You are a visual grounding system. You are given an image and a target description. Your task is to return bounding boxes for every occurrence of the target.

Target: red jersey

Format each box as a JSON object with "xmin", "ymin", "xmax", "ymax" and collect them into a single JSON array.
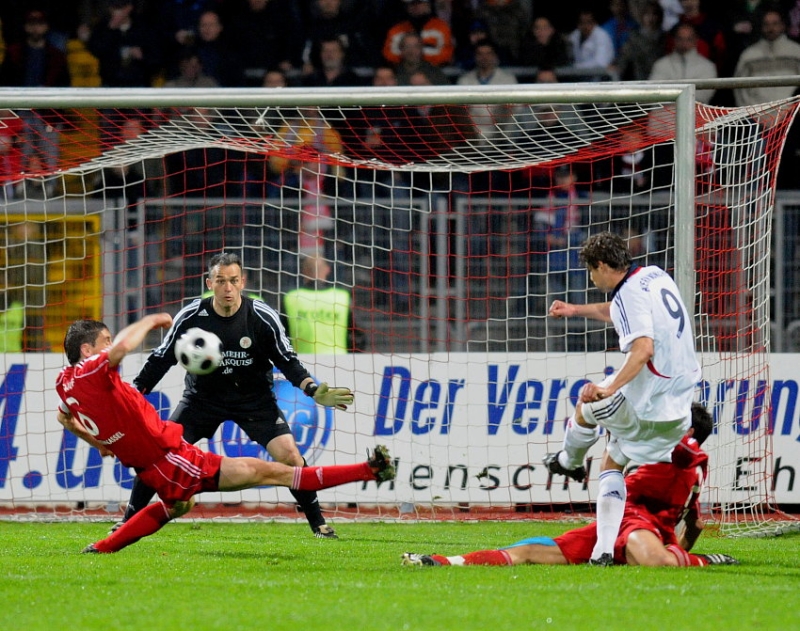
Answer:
[
  {"xmin": 555, "ymin": 435, "xmax": 708, "ymax": 564},
  {"xmin": 55, "ymin": 349, "xmax": 184, "ymax": 470}
]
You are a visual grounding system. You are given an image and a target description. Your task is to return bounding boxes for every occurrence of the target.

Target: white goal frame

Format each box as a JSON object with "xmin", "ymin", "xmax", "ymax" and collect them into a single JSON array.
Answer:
[{"xmin": 6, "ymin": 83, "xmax": 795, "ymax": 535}]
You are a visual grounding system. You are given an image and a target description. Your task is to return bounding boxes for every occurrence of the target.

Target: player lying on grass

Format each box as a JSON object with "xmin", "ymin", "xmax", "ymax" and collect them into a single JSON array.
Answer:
[
  {"xmin": 403, "ymin": 403, "xmax": 739, "ymax": 567},
  {"xmin": 55, "ymin": 314, "xmax": 395, "ymax": 554}
]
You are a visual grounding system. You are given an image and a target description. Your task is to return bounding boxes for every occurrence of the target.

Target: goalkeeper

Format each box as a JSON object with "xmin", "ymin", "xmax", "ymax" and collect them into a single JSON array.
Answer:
[
  {"xmin": 118, "ymin": 252, "xmax": 354, "ymax": 539},
  {"xmin": 403, "ymin": 403, "xmax": 739, "ymax": 568}
]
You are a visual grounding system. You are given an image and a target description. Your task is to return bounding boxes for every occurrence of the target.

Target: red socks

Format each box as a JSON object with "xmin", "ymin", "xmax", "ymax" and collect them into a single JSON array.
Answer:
[
  {"xmin": 93, "ymin": 502, "xmax": 171, "ymax": 553},
  {"xmin": 666, "ymin": 544, "xmax": 706, "ymax": 567},
  {"xmin": 433, "ymin": 550, "xmax": 513, "ymax": 566},
  {"xmin": 292, "ymin": 463, "xmax": 375, "ymax": 491},
  {"xmin": 460, "ymin": 549, "xmax": 513, "ymax": 566}
]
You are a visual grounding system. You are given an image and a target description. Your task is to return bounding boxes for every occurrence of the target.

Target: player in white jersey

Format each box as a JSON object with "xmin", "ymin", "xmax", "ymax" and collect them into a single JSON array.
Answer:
[{"xmin": 545, "ymin": 231, "xmax": 701, "ymax": 566}]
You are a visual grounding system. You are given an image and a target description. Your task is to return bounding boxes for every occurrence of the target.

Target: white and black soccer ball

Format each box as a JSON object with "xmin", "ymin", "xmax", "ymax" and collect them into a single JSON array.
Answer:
[{"xmin": 174, "ymin": 328, "xmax": 224, "ymax": 375}]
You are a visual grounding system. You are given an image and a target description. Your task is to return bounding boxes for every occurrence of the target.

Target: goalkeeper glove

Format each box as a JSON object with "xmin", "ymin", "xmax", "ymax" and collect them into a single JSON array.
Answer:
[{"xmin": 305, "ymin": 382, "xmax": 354, "ymax": 411}]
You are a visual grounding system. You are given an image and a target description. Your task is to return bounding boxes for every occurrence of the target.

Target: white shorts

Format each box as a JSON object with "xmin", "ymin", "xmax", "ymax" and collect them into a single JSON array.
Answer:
[{"xmin": 581, "ymin": 387, "xmax": 690, "ymax": 467}]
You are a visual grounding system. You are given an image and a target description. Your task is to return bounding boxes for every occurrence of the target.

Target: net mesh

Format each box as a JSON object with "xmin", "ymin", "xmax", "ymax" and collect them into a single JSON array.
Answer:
[{"xmin": 1, "ymin": 88, "xmax": 798, "ymax": 535}]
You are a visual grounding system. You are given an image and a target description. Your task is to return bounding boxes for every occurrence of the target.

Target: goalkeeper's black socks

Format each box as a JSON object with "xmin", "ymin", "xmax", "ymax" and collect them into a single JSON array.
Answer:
[
  {"xmin": 290, "ymin": 487, "xmax": 326, "ymax": 531},
  {"xmin": 123, "ymin": 476, "xmax": 158, "ymax": 521}
]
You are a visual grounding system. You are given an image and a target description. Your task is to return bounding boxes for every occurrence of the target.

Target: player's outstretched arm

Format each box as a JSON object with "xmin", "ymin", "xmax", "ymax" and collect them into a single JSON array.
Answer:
[
  {"xmin": 56, "ymin": 407, "xmax": 113, "ymax": 456},
  {"xmin": 549, "ymin": 300, "xmax": 612, "ymax": 322},
  {"xmin": 108, "ymin": 313, "xmax": 173, "ymax": 368},
  {"xmin": 301, "ymin": 379, "xmax": 354, "ymax": 411}
]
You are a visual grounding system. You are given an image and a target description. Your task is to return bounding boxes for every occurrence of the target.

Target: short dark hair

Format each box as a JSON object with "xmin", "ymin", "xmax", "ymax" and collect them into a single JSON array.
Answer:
[
  {"xmin": 64, "ymin": 320, "xmax": 108, "ymax": 365},
  {"xmin": 579, "ymin": 231, "xmax": 632, "ymax": 271},
  {"xmin": 690, "ymin": 402, "xmax": 713, "ymax": 445},
  {"xmin": 208, "ymin": 252, "xmax": 242, "ymax": 276}
]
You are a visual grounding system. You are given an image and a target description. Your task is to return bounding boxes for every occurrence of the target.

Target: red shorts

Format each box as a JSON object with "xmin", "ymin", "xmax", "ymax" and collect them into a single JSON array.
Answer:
[
  {"xmin": 554, "ymin": 512, "xmax": 668, "ymax": 565},
  {"xmin": 138, "ymin": 441, "xmax": 224, "ymax": 506}
]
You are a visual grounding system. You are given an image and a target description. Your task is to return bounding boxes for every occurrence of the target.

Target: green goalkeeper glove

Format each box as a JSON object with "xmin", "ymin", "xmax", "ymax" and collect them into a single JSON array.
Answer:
[{"xmin": 306, "ymin": 382, "xmax": 354, "ymax": 411}]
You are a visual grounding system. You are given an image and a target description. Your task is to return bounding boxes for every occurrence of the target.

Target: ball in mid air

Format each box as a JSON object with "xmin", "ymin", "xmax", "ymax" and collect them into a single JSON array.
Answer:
[{"xmin": 175, "ymin": 328, "xmax": 224, "ymax": 375}]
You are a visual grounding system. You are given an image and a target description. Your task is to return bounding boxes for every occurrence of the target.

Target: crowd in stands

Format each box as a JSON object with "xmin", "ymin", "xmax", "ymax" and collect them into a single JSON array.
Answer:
[
  {"xmin": 1, "ymin": 1, "xmax": 799, "ymax": 100},
  {"xmin": 2, "ymin": 0, "xmax": 800, "ymax": 215},
  {"xmin": 4, "ymin": 1, "xmax": 800, "ymax": 345}
]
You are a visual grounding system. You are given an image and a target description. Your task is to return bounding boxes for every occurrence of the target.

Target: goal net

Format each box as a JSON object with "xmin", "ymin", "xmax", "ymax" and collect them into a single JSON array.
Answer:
[{"xmin": 0, "ymin": 85, "xmax": 797, "ymax": 536}]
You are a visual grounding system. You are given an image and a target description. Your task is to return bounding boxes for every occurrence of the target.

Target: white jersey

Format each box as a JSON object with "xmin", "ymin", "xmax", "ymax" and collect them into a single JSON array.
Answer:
[{"xmin": 610, "ymin": 265, "xmax": 701, "ymax": 421}]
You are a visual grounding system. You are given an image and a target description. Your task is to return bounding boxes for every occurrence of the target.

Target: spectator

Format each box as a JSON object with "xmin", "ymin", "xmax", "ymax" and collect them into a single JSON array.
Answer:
[
  {"xmin": 669, "ymin": 0, "xmax": 728, "ymax": 73},
  {"xmin": 281, "ymin": 254, "xmax": 363, "ymax": 354},
  {"xmin": 268, "ymin": 107, "xmax": 344, "ymax": 253},
  {"xmin": 155, "ymin": 0, "xmax": 218, "ymax": 76},
  {"xmin": 393, "ymin": 31, "xmax": 450, "ymax": 85},
  {"xmin": 0, "ymin": 291, "xmax": 24, "ymax": 352},
  {"xmin": 610, "ymin": 125, "xmax": 655, "ymax": 194},
  {"xmin": 457, "ymin": 39, "xmax": 518, "ymax": 146},
  {"xmin": 453, "ymin": 18, "xmax": 491, "ymax": 69},
  {"xmin": 163, "ymin": 50, "xmax": 218, "ymax": 88},
  {"xmin": 93, "ymin": 114, "xmax": 161, "ymax": 208},
  {"xmin": 303, "ymin": 37, "xmax": 363, "ymax": 87},
  {"xmin": 650, "ymin": 23, "xmax": 717, "ymax": 103},
  {"xmin": 726, "ymin": 1, "xmax": 765, "ymax": 52},
  {"xmin": 193, "ymin": 10, "xmax": 242, "ymax": 86},
  {"xmin": 164, "ymin": 107, "xmax": 238, "ymax": 199},
  {"xmin": 613, "ymin": 1, "xmax": 666, "ymax": 80},
  {"xmin": 227, "ymin": 0, "xmax": 304, "ymax": 79},
  {"xmin": 301, "ymin": 0, "xmax": 379, "ymax": 71},
  {"xmin": 516, "ymin": 67, "xmax": 591, "ymax": 140},
  {"xmin": 787, "ymin": 0, "xmax": 800, "ymax": 41},
  {"xmin": 436, "ymin": 0, "xmax": 479, "ymax": 68},
  {"xmin": 0, "ymin": 110, "xmax": 23, "ymax": 187},
  {"xmin": 658, "ymin": 0, "xmax": 685, "ymax": 30},
  {"xmin": 88, "ymin": 0, "xmax": 162, "ymax": 87},
  {"xmin": 568, "ymin": 9, "xmax": 616, "ymax": 70},
  {"xmin": 457, "ymin": 38, "xmax": 518, "ymax": 86},
  {"xmin": 342, "ymin": 64, "xmax": 405, "ymax": 162},
  {"xmin": 602, "ymin": 0, "xmax": 640, "ymax": 55},
  {"xmin": 518, "ymin": 15, "xmax": 573, "ymax": 70},
  {"xmin": 240, "ymin": 68, "xmax": 293, "ymax": 200},
  {"xmin": 0, "ymin": 9, "xmax": 71, "ymax": 173},
  {"xmin": 382, "ymin": 0, "xmax": 455, "ymax": 67},
  {"xmin": 336, "ymin": 64, "xmax": 414, "ymax": 309},
  {"xmin": 538, "ymin": 165, "xmax": 588, "ymax": 307},
  {"xmin": 628, "ymin": 0, "xmax": 684, "ymax": 30},
  {"xmin": 734, "ymin": 8, "xmax": 800, "ymax": 106},
  {"xmin": 474, "ymin": 0, "xmax": 531, "ymax": 64},
  {"xmin": 0, "ymin": 10, "xmax": 70, "ymax": 87},
  {"xmin": 399, "ymin": 70, "xmax": 476, "ymax": 160}
]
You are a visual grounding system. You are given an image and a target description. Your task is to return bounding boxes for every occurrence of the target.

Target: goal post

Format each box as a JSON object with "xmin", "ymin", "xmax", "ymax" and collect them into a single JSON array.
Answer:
[{"xmin": 0, "ymin": 84, "xmax": 797, "ymax": 535}]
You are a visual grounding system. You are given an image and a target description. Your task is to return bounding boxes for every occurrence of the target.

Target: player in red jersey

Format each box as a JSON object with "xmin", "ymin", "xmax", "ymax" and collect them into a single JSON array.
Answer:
[
  {"xmin": 402, "ymin": 403, "xmax": 739, "ymax": 568},
  {"xmin": 55, "ymin": 314, "xmax": 395, "ymax": 554}
]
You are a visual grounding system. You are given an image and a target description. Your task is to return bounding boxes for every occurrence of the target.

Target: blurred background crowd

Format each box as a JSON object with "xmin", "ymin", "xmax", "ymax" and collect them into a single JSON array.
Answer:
[
  {"xmin": 4, "ymin": 0, "xmax": 800, "ymax": 353},
  {"xmin": 1, "ymin": 0, "xmax": 799, "ymax": 101}
]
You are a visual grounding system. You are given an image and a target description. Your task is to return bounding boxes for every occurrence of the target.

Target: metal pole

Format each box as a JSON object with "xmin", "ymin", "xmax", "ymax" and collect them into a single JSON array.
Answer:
[{"xmin": 674, "ymin": 85, "xmax": 697, "ymax": 324}]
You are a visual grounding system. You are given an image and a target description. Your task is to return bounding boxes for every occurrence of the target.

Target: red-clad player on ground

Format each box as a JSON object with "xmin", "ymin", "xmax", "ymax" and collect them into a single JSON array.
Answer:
[
  {"xmin": 55, "ymin": 314, "xmax": 394, "ymax": 554},
  {"xmin": 403, "ymin": 403, "xmax": 739, "ymax": 568}
]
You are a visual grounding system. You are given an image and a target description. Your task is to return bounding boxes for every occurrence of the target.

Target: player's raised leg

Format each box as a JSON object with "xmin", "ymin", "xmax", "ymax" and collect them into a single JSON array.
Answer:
[{"xmin": 219, "ymin": 445, "xmax": 395, "ymax": 491}]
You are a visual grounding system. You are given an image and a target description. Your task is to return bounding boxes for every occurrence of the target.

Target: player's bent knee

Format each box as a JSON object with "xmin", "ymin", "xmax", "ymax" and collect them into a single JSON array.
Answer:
[
  {"xmin": 574, "ymin": 404, "xmax": 595, "ymax": 429},
  {"xmin": 625, "ymin": 530, "xmax": 675, "ymax": 566},
  {"xmin": 170, "ymin": 497, "xmax": 195, "ymax": 519}
]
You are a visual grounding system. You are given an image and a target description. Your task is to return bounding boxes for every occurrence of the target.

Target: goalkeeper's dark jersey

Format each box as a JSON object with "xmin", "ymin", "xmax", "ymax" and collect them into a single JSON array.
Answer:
[{"xmin": 134, "ymin": 296, "xmax": 311, "ymax": 416}]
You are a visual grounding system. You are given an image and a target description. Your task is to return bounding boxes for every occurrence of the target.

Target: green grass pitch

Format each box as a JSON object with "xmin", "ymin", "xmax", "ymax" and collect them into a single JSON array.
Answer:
[{"xmin": 1, "ymin": 520, "xmax": 797, "ymax": 631}]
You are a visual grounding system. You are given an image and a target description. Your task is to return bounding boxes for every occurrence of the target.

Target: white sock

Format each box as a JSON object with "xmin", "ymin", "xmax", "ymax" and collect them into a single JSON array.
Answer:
[
  {"xmin": 558, "ymin": 416, "xmax": 599, "ymax": 469},
  {"xmin": 591, "ymin": 469, "xmax": 626, "ymax": 560}
]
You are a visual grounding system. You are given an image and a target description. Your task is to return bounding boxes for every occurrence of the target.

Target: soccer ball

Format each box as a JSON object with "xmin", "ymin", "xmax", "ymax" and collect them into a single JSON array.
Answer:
[{"xmin": 174, "ymin": 328, "xmax": 224, "ymax": 375}]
